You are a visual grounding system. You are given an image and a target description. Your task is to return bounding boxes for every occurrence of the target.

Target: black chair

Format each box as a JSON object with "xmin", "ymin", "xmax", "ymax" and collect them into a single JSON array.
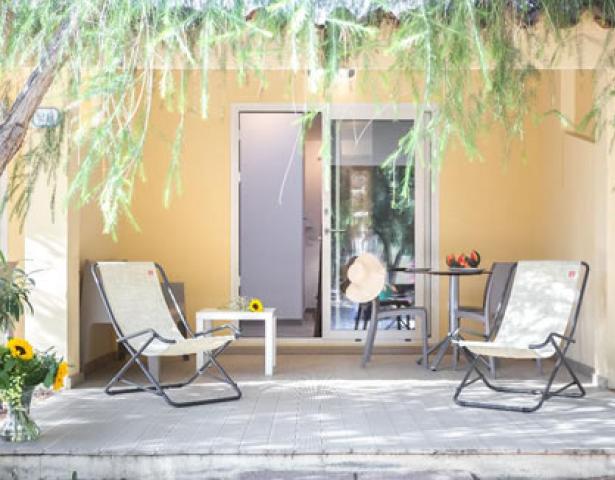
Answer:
[{"xmin": 456, "ymin": 262, "xmax": 516, "ymax": 376}]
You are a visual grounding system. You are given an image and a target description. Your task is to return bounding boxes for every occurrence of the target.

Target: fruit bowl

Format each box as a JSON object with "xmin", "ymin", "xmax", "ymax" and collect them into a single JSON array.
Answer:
[{"xmin": 446, "ymin": 250, "xmax": 481, "ymax": 269}]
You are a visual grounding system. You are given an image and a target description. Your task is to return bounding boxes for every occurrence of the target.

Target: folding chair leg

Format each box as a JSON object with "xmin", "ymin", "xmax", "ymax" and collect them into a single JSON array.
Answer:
[
  {"xmin": 354, "ymin": 305, "xmax": 362, "ymax": 331},
  {"xmin": 549, "ymin": 345, "xmax": 585, "ymax": 399},
  {"xmin": 420, "ymin": 310, "xmax": 428, "ymax": 368},
  {"xmin": 362, "ymin": 301, "xmax": 378, "ymax": 367},
  {"xmin": 477, "ymin": 355, "xmax": 496, "ymax": 378},
  {"xmin": 488, "ymin": 357, "xmax": 496, "ymax": 378},
  {"xmin": 105, "ymin": 342, "xmax": 242, "ymax": 408},
  {"xmin": 104, "ymin": 350, "xmax": 141, "ymax": 396},
  {"xmin": 454, "ymin": 347, "xmax": 585, "ymax": 413},
  {"xmin": 454, "ymin": 352, "xmax": 484, "ymax": 400}
]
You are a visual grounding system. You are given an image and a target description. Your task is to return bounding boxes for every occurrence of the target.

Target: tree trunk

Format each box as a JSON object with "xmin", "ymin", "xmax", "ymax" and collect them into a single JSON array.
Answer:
[{"xmin": 0, "ymin": 19, "xmax": 73, "ymax": 178}]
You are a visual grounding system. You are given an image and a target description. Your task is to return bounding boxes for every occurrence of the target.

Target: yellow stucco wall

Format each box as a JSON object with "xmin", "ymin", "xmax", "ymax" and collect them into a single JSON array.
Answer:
[
  {"xmin": 2, "ymin": 66, "xmax": 609, "ymax": 380},
  {"xmin": 74, "ymin": 68, "xmax": 613, "ymax": 383},
  {"xmin": 78, "ymin": 70, "xmax": 555, "ymax": 358},
  {"xmin": 532, "ymin": 72, "xmax": 608, "ymax": 374},
  {"xmin": 3, "ymin": 72, "xmax": 81, "ymax": 379}
]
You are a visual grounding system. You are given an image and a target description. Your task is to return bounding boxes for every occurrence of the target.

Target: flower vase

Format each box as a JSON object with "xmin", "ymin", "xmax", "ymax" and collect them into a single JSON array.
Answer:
[{"xmin": 0, "ymin": 387, "xmax": 40, "ymax": 442}]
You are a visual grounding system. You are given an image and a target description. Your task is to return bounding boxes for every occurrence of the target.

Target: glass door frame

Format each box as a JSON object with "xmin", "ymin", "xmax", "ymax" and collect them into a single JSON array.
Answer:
[{"xmin": 321, "ymin": 104, "xmax": 439, "ymax": 342}]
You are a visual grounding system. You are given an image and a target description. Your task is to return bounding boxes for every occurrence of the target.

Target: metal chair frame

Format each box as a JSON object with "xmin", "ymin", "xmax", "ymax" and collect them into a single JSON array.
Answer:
[
  {"xmin": 354, "ymin": 296, "xmax": 415, "ymax": 331},
  {"xmin": 453, "ymin": 262, "xmax": 590, "ymax": 413},
  {"xmin": 91, "ymin": 262, "xmax": 242, "ymax": 408},
  {"xmin": 361, "ymin": 299, "xmax": 429, "ymax": 368},
  {"xmin": 456, "ymin": 262, "xmax": 516, "ymax": 376}
]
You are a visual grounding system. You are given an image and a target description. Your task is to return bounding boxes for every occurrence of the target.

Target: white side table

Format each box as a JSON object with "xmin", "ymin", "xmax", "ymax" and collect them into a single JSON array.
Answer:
[{"xmin": 195, "ymin": 308, "xmax": 277, "ymax": 376}]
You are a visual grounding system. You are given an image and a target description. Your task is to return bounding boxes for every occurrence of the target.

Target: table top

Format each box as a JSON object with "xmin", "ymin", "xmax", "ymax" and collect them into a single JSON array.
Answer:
[
  {"xmin": 390, "ymin": 267, "xmax": 432, "ymax": 273},
  {"xmin": 196, "ymin": 307, "xmax": 276, "ymax": 319},
  {"xmin": 391, "ymin": 267, "xmax": 489, "ymax": 276},
  {"xmin": 429, "ymin": 268, "xmax": 488, "ymax": 276}
]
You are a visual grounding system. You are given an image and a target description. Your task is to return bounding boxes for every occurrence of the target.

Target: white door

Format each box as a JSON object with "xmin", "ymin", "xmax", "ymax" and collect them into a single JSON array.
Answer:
[
  {"xmin": 239, "ymin": 112, "xmax": 304, "ymax": 320},
  {"xmin": 321, "ymin": 105, "xmax": 432, "ymax": 341}
]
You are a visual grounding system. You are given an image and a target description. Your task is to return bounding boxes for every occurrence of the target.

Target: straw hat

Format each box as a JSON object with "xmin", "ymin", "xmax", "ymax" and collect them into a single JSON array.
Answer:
[{"xmin": 343, "ymin": 253, "xmax": 386, "ymax": 303}]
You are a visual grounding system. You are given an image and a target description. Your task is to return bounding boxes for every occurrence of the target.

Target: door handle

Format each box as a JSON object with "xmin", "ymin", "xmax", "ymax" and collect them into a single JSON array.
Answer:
[{"xmin": 325, "ymin": 228, "xmax": 346, "ymax": 235}]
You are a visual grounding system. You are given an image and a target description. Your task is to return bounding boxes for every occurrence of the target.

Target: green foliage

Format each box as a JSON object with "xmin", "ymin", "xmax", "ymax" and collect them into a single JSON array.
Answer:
[
  {"xmin": 0, "ymin": 251, "xmax": 34, "ymax": 333},
  {"xmin": 1, "ymin": 1, "xmax": 615, "ymax": 234},
  {"xmin": 1, "ymin": 115, "xmax": 65, "ymax": 230},
  {"xmin": 0, "ymin": 338, "xmax": 65, "ymax": 408}
]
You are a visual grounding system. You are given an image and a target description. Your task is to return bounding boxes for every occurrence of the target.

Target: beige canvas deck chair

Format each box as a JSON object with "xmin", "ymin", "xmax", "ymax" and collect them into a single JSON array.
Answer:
[
  {"xmin": 92, "ymin": 262, "xmax": 241, "ymax": 407},
  {"xmin": 454, "ymin": 261, "xmax": 589, "ymax": 413}
]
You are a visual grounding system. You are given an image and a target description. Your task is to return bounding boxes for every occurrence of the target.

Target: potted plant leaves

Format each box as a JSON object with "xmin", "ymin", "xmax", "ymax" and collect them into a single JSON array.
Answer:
[
  {"xmin": 0, "ymin": 251, "xmax": 35, "ymax": 341},
  {"xmin": 0, "ymin": 338, "xmax": 68, "ymax": 442}
]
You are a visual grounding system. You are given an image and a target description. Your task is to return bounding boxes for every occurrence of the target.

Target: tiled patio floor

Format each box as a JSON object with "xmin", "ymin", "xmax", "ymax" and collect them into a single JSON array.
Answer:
[{"xmin": 2, "ymin": 354, "xmax": 615, "ymax": 479}]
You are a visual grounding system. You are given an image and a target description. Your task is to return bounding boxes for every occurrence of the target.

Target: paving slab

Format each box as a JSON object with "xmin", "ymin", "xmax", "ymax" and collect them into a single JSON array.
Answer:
[{"xmin": 1, "ymin": 355, "xmax": 614, "ymax": 479}]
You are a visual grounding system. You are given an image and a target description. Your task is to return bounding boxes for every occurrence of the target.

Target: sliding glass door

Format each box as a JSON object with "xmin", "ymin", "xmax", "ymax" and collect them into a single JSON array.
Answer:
[{"xmin": 322, "ymin": 106, "xmax": 432, "ymax": 341}]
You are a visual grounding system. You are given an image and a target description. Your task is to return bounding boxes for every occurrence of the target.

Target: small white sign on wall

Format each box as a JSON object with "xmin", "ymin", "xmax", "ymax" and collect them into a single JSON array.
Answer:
[{"xmin": 32, "ymin": 107, "xmax": 61, "ymax": 128}]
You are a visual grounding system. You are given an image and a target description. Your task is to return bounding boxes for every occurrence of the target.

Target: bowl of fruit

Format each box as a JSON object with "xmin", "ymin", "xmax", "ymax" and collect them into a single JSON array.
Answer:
[{"xmin": 446, "ymin": 250, "xmax": 481, "ymax": 271}]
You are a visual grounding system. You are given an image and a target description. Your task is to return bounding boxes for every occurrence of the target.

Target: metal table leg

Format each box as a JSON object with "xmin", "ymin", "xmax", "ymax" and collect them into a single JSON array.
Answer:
[
  {"xmin": 428, "ymin": 274, "xmax": 460, "ymax": 371},
  {"xmin": 429, "ymin": 336, "xmax": 450, "ymax": 371},
  {"xmin": 450, "ymin": 275, "xmax": 460, "ymax": 370}
]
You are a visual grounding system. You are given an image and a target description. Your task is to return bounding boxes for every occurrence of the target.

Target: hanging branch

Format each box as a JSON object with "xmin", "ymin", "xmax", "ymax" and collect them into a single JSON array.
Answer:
[
  {"xmin": 0, "ymin": 15, "xmax": 76, "ymax": 177},
  {"xmin": 1, "ymin": 1, "xmax": 614, "ymax": 235}
]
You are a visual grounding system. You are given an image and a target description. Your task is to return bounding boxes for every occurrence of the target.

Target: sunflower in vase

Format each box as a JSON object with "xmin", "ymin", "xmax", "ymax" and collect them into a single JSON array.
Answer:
[
  {"xmin": 0, "ymin": 338, "xmax": 68, "ymax": 442},
  {"xmin": 225, "ymin": 296, "xmax": 265, "ymax": 312},
  {"xmin": 248, "ymin": 298, "xmax": 264, "ymax": 313}
]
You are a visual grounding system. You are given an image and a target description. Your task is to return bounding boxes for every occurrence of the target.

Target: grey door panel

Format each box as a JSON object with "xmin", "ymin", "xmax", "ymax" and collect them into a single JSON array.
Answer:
[{"xmin": 239, "ymin": 112, "xmax": 304, "ymax": 320}]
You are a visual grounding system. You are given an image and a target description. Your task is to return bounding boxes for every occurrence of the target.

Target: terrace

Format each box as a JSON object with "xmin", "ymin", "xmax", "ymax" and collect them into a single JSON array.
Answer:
[
  {"xmin": 1, "ymin": 1, "xmax": 615, "ymax": 479},
  {"xmin": 3, "ymin": 355, "xmax": 615, "ymax": 479}
]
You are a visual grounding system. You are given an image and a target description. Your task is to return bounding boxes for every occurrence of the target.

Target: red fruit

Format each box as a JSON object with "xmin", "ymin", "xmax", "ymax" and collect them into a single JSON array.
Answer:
[
  {"xmin": 446, "ymin": 254, "xmax": 457, "ymax": 267},
  {"xmin": 457, "ymin": 254, "xmax": 467, "ymax": 267},
  {"xmin": 468, "ymin": 250, "xmax": 481, "ymax": 267}
]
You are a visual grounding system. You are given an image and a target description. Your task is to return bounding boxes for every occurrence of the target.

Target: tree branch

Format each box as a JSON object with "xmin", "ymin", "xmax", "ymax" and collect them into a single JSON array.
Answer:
[{"xmin": 0, "ymin": 18, "xmax": 74, "ymax": 177}]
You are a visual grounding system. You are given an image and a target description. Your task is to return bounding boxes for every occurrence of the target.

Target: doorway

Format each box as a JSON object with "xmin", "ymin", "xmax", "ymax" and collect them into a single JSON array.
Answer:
[
  {"xmin": 322, "ymin": 105, "xmax": 434, "ymax": 342},
  {"xmin": 231, "ymin": 105, "xmax": 436, "ymax": 341},
  {"xmin": 235, "ymin": 110, "xmax": 320, "ymax": 337}
]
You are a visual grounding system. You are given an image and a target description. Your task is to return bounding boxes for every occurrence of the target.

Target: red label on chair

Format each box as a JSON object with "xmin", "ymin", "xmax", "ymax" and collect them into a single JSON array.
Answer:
[
  {"xmin": 568, "ymin": 271, "xmax": 577, "ymax": 279},
  {"xmin": 148, "ymin": 270, "xmax": 154, "ymax": 276}
]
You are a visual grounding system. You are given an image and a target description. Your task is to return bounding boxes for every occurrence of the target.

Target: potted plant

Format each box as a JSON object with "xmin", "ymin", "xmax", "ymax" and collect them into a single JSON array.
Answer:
[
  {"xmin": 0, "ymin": 337, "xmax": 68, "ymax": 442},
  {"xmin": 0, "ymin": 251, "xmax": 35, "ymax": 341}
]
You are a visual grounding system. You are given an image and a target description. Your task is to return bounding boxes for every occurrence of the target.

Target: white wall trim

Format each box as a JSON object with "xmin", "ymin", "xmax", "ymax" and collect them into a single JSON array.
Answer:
[{"xmin": 321, "ymin": 104, "xmax": 439, "ymax": 342}]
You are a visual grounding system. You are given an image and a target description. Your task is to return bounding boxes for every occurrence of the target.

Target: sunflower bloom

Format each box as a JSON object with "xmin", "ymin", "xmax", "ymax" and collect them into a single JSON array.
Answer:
[
  {"xmin": 248, "ymin": 298, "xmax": 264, "ymax": 313},
  {"xmin": 7, "ymin": 338, "xmax": 34, "ymax": 361},
  {"xmin": 53, "ymin": 361, "xmax": 69, "ymax": 391}
]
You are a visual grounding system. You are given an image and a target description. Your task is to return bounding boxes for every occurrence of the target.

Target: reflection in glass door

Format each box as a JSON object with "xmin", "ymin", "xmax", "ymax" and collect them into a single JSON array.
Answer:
[{"xmin": 324, "ymin": 115, "xmax": 428, "ymax": 339}]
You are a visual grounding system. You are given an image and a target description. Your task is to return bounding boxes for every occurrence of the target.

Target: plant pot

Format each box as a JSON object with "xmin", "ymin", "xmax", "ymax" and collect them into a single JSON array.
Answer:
[{"xmin": 0, "ymin": 387, "xmax": 40, "ymax": 442}]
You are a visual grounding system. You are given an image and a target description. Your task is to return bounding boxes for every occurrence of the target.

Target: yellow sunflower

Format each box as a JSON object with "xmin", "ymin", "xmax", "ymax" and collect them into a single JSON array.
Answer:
[
  {"xmin": 53, "ymin": 361, "xmax": 69, "ymax": 391},
  {"xmin": 7, "ymin": 338, "xmax": 34, "ymax": 361},
  {"xmin": 248, "ymin": 298, "xmax": 264, "ymax": 313}
]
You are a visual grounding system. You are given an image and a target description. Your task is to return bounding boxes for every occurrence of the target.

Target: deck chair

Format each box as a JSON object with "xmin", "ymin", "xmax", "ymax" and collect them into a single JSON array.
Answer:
[
  {"xmin": 453, "ymin": 260, "xmax": 589, "ymax": 413},
  {"xmin": 91, "ymin": 261, "xmax": 241, "ymax": 407}
]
